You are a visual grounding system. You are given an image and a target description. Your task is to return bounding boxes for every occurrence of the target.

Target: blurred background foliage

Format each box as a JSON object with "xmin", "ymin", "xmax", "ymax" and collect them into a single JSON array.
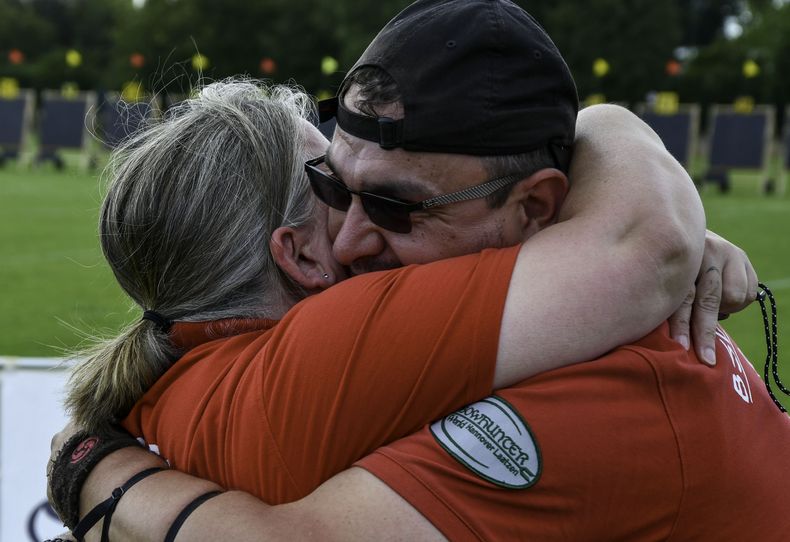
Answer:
[{"xmin": 0, "ymin": 0, "xmax": 789, "ymax": 109}]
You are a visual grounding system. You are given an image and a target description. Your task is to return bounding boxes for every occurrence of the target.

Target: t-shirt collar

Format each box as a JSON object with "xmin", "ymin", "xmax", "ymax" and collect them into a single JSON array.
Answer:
[{"xmin": 169, "ymin": 318, "xmax": 278, "ymax": 352}]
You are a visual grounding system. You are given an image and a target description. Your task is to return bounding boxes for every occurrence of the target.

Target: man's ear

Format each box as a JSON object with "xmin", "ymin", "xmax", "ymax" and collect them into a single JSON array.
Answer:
[
  {"xmin": 509, "ymin": 168, "xmax": 569, "ymax": 236},
  {"xmin": 270, "ymin": 226, "xmax": 334, "ymax": 291}
]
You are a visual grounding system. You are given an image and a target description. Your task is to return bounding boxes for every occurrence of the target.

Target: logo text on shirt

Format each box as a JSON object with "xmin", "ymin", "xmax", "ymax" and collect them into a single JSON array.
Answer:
[
  {"xmin": 430, "ymin": 395, "xmax": 541, "ymax": 489},
  {"xmin": 716, "ymin": 328, "xmax": 753, "ymax": 404}
]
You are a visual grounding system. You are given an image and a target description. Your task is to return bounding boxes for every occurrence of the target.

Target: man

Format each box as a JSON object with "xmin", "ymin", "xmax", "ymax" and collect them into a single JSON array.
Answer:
[
  {"xmin": 313, "ymin": 0, "xmax": 732, "ymax": 363},
  {"xmin": 50, "ymin": 1, "xmax": 784, "ymax": 540}
]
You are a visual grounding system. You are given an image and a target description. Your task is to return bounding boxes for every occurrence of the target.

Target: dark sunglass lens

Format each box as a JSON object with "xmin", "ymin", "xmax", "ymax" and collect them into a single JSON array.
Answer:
[
  {"xmin": 361, "ymin": 196, "xmax": 412, "ymax": 234},
  {"xmin": 307, "ymin": 169, "xmax": 351, "ymax": 212}
]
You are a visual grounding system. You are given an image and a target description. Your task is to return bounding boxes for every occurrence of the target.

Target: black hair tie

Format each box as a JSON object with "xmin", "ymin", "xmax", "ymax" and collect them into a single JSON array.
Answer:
[
  {"xmin": 141, "ymin": 310, "xmax": 173, "ymax": 333},
  {"xmin": 757, "ymin": 283, "xmax": 788, "ymax": 413}
]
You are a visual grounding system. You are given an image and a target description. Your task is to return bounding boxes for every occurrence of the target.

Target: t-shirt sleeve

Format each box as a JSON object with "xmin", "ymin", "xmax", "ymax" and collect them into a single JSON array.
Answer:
[
  {"xmin": 261, "ymin": 245, "xmax": 520, "ymax": 494},
  {"xmin": 354, "ymin": 346, "xmax": 685, "ymax": 541}
]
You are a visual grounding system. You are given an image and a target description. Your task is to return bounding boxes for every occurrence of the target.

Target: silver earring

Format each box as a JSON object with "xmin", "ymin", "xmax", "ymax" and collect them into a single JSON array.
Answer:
[{"xmin": 323, "ymin": 273, "xmax": 329, "ymax": 279}]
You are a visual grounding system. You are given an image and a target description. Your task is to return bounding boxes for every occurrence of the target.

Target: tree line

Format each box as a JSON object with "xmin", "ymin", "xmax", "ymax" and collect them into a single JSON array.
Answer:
[{"xmin": 0, "ymin": 0, "xmax": 787, "ymax": 108}]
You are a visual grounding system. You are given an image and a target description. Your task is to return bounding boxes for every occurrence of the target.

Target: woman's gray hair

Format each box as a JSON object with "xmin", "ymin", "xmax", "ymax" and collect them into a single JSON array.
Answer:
[{"xmin": 67, "ymin": 78, "xmax": 317, "ymax": 431}]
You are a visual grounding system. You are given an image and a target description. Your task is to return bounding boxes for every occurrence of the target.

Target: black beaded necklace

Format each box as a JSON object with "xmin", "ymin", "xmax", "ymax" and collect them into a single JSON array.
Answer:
[{"xmin": 757, "ymin": 283, "xmax": 788, "ymax": 413}]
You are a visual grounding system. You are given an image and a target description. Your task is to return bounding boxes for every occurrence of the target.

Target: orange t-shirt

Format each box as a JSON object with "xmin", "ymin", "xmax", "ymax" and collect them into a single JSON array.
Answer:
[
  {"xmin": 357, "ymin": 324, "xmax": 790, "ymax": 540},
  {"xmin": 123, "ymin": 246, "xmax": 520, "ymax": 503}
]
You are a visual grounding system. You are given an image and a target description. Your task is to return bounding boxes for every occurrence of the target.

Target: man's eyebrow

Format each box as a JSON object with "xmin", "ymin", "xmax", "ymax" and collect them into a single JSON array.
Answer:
[
  {"xmin": 365, "ymin": 177, "xmax": 431, "ymax": 201},
  {"xmin": 325, "ymin": 147, "xmax": 433, "ymax": 200}
]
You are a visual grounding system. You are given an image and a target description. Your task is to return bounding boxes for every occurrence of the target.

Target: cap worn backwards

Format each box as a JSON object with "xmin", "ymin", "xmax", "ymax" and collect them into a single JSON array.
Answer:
[{"xmin": 321, "ymin": 0, "xmax": 579, "ymax": 162}]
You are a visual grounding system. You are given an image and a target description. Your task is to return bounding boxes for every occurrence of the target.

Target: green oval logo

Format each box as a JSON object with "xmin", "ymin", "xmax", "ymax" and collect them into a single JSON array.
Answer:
[{"xmin": 430, "ymin": 395, "xmax": 541, "ymax": 489}]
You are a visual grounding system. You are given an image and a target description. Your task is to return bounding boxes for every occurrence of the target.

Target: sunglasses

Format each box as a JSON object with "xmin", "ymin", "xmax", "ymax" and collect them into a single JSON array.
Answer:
[{"xmin": 304, "ymin": 155, "xmax": 522, "ymax": 234}]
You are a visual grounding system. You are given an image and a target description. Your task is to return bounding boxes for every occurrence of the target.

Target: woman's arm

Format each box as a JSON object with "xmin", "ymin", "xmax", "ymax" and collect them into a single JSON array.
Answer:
[
  {"xmin": 667, "ymin": 229, "xmax": 758, "ymax": 362},
  {"xmin": 494, "ymin": 104, "xmax": 707, "ymax": 385}
]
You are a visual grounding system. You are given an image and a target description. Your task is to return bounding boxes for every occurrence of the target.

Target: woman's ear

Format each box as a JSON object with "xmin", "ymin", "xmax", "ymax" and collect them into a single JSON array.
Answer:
[{"xmin": 270, "ymin": 226, "xmax": 335, "ymax": 291}]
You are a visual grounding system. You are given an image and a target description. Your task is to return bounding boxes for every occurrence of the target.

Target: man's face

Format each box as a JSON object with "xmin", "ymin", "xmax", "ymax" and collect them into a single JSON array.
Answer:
[{"xmin": 323, "ymin": 117, "xmax": 528, "ymax": 275}]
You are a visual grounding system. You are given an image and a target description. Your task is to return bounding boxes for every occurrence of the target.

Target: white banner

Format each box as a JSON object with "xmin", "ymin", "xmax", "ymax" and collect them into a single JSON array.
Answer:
[{"xmin": 0, "ymin": 358, "xmax": 70, "ymax": 542}]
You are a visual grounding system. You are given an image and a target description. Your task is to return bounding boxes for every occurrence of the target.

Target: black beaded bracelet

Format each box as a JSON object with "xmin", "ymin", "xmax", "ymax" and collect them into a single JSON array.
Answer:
[{"xmin": 48, "ymin": 427, "xmax": 146, "ymax": 530}]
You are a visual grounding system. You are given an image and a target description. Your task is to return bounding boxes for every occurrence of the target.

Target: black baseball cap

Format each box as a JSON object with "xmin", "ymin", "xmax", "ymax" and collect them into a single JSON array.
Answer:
[{"xmin": 320, "ymin": 0, "xmax": 579, "ymax": 169}]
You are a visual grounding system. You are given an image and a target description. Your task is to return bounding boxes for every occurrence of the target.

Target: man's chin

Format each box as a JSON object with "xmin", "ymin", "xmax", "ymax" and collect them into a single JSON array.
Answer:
[{"xmin": 350, "ymin": 258, "xmax": 403, "ymax": 276}]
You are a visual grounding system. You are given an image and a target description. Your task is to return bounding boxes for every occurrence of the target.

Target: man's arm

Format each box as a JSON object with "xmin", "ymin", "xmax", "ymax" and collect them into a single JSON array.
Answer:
[
  {"xmin": 71, "ymin": 447, "xmax": 436, "ymax": 542},
  {"xmin": 163, "ymin": 469, "xmax": 438, "ymax": 541}
]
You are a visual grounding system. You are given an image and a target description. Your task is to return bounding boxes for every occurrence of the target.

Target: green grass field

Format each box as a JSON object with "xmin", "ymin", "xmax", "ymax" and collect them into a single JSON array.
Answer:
[
  {"xmin": 0, "ymin": 158, "xmax": 132, "ymax": 357},
  {"xmin": 1, "ymin": 158, "xmax": 789, "ymax": 408}
]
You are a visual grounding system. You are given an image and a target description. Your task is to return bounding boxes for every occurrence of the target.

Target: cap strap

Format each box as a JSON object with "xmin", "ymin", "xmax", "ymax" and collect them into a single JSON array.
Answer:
[{"xmin": 320, "ymin": 97, "xmax": 405, "ymax": 150}]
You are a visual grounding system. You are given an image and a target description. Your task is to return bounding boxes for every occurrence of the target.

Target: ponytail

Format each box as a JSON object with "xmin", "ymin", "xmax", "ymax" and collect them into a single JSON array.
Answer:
[{"xmin": 65, "ymin": 320, "xmax": 177, "ymax": 432}]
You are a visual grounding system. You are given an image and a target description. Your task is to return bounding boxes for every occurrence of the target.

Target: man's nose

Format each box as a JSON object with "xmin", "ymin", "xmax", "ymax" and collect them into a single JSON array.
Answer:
[{"xmin": 331, "ymin": 197, "xmax": 386, "ymax": 266}]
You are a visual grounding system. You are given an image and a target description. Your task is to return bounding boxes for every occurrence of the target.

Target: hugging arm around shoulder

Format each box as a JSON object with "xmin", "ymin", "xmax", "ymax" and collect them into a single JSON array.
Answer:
[{"xmin": 495, "ymin": 104, "xmax": 704, "ymax": 384}]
